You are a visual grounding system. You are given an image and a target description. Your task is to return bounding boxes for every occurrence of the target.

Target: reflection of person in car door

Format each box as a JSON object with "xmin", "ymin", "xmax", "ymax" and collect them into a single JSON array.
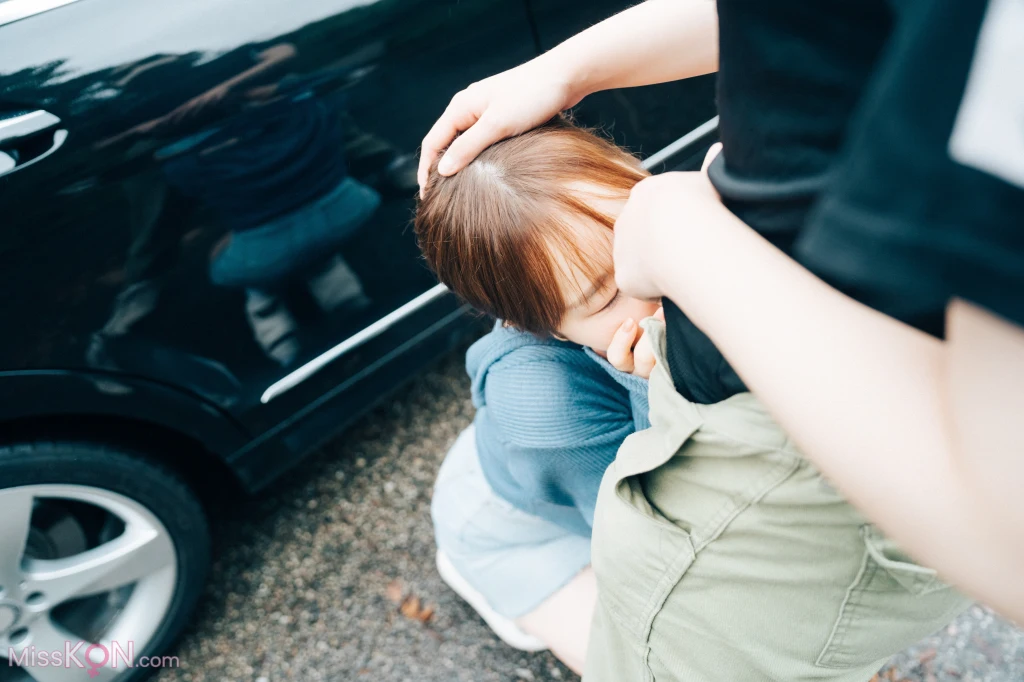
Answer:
[
  {"xmin": 159, "ymin": 83, "xmax": 380, "ymax": 364},
  {"xmin": 96, "ymin": 43, "xmax": 386, "ymax": 366}
]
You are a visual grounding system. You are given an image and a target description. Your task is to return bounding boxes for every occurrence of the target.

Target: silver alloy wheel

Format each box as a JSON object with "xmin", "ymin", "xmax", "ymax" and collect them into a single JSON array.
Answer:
[{"xmin": 0, "ymin": 484, "xmax": 178, "ymax": 682}]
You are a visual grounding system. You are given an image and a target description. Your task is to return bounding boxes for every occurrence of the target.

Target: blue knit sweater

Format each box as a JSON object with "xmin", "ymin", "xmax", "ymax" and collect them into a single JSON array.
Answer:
[{"xmin": 466, "ymin": 319, "xmax": 651, "ymax": 537}]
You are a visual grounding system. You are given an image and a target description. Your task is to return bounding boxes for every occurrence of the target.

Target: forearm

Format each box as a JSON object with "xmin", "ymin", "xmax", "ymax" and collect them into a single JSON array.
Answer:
[
  {"xmin": 541, "ymin": 0, "xmax": 718, "ymax": 103},
  {"xmin": 653, "ymin": 201, "xmax": 1024, "ymax": 617}
]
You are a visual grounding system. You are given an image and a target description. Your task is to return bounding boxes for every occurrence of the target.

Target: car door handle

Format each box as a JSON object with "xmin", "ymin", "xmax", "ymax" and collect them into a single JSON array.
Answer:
[
  {"xmin": 0, "ymin": 110, "xmax": 68, "ymax": 177},
  {"xmin": 0, "ymin": 110, "xmax": 60, "ymax": 142}
]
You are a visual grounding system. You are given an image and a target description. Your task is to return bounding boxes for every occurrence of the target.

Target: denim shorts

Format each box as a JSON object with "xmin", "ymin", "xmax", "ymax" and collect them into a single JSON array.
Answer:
[
  {"xmin": 431, "ymin": 422, "xmax": 592, "ymax": 619},
  {"xmin": 209, "ymin": 176, "xmax": 380, "ymax": 289}
]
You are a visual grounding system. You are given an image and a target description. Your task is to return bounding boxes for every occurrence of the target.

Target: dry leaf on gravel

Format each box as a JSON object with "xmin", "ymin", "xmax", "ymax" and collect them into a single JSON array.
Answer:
[
  {"xmin": 385, "ymin": 579, "xmax": 435, "ymax": 623},
  {"xmin": 399, "ymin": 595, "xmax": 435, "ymax": 623}
]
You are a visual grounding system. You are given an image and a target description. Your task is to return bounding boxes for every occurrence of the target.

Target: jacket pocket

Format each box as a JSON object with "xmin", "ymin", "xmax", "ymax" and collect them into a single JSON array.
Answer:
[
  {"xmin": 590, "ymin": 425, "xmax": 699, "ymax": 644},
  {"xmin": 816, "ymin": 525, "xmax": 971, "ymax": 669}
]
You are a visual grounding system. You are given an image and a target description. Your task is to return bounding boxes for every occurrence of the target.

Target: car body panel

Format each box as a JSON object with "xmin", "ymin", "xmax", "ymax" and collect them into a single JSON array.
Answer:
[
  {"xmin": 0, "ymin": 369, "xmax": 252, "ymax": 457},
  {"xmin": 0, "ymin": 0, "xmax": 535, "ymax": 427},
  {"xmin": 0, "ymin": 0, "xmax": 717, "ymax": 490}
]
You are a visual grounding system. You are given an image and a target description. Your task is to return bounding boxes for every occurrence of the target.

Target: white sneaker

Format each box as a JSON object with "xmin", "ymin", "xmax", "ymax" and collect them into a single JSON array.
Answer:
[{"xmin": 435, "ymin": 549, "xmax": 548, "ymax": 652}]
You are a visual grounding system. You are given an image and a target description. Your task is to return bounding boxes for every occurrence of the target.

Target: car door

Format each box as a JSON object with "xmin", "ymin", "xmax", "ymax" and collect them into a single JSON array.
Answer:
[
  {"xmin": 0, "ymin": 0, "xmax": 538, "ymax": 438},
  {"xmin": 524, "ymin": 0, "xmax": 718, "ymax": 163}
]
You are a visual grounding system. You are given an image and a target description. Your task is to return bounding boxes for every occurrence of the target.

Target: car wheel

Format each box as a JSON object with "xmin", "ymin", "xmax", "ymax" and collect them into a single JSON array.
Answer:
[{"xmin": 0, "ymin": 441, "xmax": 211, "ymax": 681}]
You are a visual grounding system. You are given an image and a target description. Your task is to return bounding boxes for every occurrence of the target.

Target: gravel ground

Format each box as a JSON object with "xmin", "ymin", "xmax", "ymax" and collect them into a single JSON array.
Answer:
[{"xmin": 156, "ymin": 341, "xmax": 1024, "ymax": 682}]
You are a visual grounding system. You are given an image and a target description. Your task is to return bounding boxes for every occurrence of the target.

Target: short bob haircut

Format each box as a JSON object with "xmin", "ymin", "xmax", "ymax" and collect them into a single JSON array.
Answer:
[{"xmin": 414, "ymin": 116, "xmax": 648, "ymax": 338}]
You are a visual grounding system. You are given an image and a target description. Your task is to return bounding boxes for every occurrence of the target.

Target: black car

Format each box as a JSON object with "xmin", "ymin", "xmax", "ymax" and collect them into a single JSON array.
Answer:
[{"xmin": 0, "ymin": 0, "xmax": 716, "ymax": 678}]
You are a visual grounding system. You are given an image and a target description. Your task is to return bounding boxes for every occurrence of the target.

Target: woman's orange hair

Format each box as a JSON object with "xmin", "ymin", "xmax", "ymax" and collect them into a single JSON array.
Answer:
[{"xmin": 414, "ymin": 117, "xmax": 648, "ymax": 337}]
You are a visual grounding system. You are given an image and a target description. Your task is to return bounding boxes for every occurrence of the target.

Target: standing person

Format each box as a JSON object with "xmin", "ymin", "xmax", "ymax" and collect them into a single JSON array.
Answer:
[
  {"xmin": 605, "ymin": 0, "xmax": 1024, "ymax": 624},
  {"xmin": 417, "ymin": 0, "xmax": 1022, "ymax": 678}
]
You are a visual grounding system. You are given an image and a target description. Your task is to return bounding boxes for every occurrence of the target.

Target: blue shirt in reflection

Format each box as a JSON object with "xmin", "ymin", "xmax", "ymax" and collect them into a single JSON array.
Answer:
[{"xmin": 160, "ymin": 93, "xmax": 348, "ymax": 231}]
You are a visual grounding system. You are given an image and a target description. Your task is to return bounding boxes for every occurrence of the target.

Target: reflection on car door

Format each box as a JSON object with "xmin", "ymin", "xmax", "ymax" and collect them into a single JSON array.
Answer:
[{"xmin": 0, "ymin": 0, "xmax": 538, "ymax": 437}]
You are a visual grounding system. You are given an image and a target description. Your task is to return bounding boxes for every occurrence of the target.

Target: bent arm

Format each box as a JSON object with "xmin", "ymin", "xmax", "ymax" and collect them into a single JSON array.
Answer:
[
  {"xmin": 644, "ymin": 181, "xmax": 1024, "ymax": 621},
  {"xmin": 419, "ymin": 0, "xmax": 717, "ymax": 185},
  {"xmin": 546, "ymin": 0, "xmax": 719, "ymax": 104}
]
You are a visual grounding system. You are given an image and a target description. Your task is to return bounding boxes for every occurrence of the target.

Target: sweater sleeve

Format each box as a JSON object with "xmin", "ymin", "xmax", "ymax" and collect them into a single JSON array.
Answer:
[
  {"xmin": 582, "ymin": 346, "xmax": 652, "ymax": 432},
  {"xmin": 482, "ymin": 351, "xmax": 636, "ymax": 527}
]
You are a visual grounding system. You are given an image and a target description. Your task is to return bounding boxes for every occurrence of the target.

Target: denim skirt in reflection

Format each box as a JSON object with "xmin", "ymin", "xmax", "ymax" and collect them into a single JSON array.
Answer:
[{"xmin": 209, "ymin": 176, "xmax": 380, "ymax": 289}]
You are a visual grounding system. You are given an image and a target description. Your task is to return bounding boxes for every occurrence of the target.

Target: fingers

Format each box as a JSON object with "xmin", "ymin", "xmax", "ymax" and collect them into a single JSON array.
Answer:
[
  {"xmin": 417, "ymin": 64, "xmax": 568, "ymax": 196},
  {"xmin": 632, "ymin": 332, "xmax": 656, "ymax": 379},
  {"xmin": 630, "ymin": 307, "xmax": 663, "ymax": 376},
  {"xmin": 437, "ymin": 111, "xmax": 509, "ymax": 175},
  {"xmin": 418, "ymin": 83, "xmax": 512, "ymax": 197},
  {"xmin": 701, "ymin": 142, "xmax": 723, "ymax": 173},
  {"xmin": 631, "ymin": 307, "xmax": 663, "ymax": 379},
  {"xmin": 417, "ymin": 90, "xmax": 484, "ymax": 196},
  {"xmin": 606, "ymin": 317, "xmax": 639, "ymax": 374}
]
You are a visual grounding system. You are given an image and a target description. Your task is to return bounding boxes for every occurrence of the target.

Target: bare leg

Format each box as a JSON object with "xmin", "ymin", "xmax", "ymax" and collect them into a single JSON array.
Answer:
[{"xmin": 514, "ymin": 566, "xmax": 597, "ymax": 676}]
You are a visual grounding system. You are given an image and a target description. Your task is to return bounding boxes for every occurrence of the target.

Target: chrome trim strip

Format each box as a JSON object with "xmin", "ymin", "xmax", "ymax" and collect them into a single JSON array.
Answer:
[
  {"xmin": 260, "ymin": 116, "xmax": 721, "ymax": 404},
  {"xmin": 0, "ymin": 0, "xmax": 82, "ymax": 27},
  {"xmin": 0, "ymin": 111, "xmax": 61, "ymax": 141},
  {"xmin": 641, "ymin": 116, "xmax": 719, "ymax": 170},
  {"xmin": 260, "ymin": 283, "xmax": 451, "ymax": 403}
]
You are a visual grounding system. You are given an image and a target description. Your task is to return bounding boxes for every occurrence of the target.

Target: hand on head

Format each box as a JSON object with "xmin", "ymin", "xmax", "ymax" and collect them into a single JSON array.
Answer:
[{"xmin": 417, "ymin": 61, "xmax": 580, "ymax": 197}]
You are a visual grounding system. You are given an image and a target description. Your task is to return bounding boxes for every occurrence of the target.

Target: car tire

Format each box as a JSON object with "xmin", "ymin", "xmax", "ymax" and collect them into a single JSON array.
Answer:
[{"xmin": 0, "ymin": 440, "xmax": 211, "ymax": 681}]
